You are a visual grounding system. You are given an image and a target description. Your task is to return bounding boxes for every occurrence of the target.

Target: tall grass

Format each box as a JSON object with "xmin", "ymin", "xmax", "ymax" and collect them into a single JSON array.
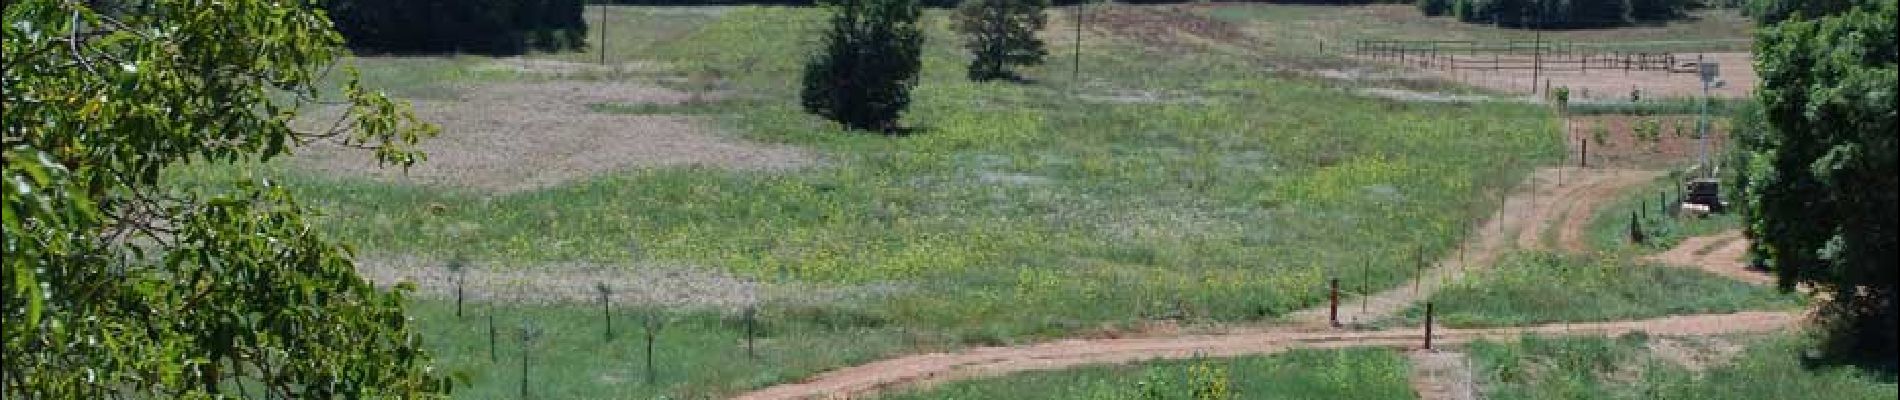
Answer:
[
  {"xmin": 409, "ymin": 299, "xmax": 915, "ymax": 398},
  {"xmin": 1467, "ymin": 333, "xmax": 1896, "ymax": 400},
  {"xmin": 1396, "ymin": 251, "xmax": 1800, "ymax": 328},
  {"xmin": 879, "ymin": 348, "xmax": 1415, "ymax": 399}
]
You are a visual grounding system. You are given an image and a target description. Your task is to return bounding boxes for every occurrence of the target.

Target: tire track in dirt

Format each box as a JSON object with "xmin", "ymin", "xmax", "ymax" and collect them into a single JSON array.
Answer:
[
  {"xmin": 1555, "ymin": 170, "xmax": 1667, "ymax": 253},
  {"xmin": 1289, "ymin": 167, "xmax": 1649, "ymax": 327},
  {"xmin": 1645, "ymin": 230, "xmax": 1774, "ymax": 286},
  {"xmin": 735, "ymin": 168, "xmax": 1714, "ymax": 399},
  {"xmin": 1514, "ymin": 168, "xmax": 1632, "ymax": 251},
  {"xmin": 732, "ymin": 311, "xmax": 1798, "ymax": 399}
]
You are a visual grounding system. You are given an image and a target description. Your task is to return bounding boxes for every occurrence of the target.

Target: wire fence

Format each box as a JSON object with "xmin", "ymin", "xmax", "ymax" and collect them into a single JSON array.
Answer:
[{"xmin": 1355, "ymin": 40, "xmax": 1704, "ymax": 74}]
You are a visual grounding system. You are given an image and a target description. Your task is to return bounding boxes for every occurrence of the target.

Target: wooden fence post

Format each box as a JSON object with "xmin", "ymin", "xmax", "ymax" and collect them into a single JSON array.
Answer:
[
  {"xmin": 1424, "ymin": 302, "xmax": 1435, "ymax": 350},
  {"xmin": 1329, "ymin": 278, "xmax": 1341, "ymax": 327}
]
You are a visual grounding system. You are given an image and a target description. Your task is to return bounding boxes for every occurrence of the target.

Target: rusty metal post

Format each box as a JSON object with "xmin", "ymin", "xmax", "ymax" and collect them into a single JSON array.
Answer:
[
  {"xmin": 1329, "ymin": 278, "xmax": 1341, "ymax": 327},
  {"xmin": 1424, "ymin": 302, "xmax": 1435, "ymax": 350}
]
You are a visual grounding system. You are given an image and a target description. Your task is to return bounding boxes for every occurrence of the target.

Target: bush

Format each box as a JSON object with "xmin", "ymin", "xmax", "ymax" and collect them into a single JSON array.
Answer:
[
  {"xmin": 800, "ymin": 0, "xmax": 925, "ymax": 132},
  {"xmin": 1418, "ymin": 0, "xmax": 1451, "ymax": 16},
  {"xmin": 953, "ymin": 0, "xmax": 1051, "ymax": 81}
]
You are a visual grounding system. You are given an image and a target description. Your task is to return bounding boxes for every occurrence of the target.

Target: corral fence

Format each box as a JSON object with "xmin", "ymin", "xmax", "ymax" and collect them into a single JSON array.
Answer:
[{"xmin": 1353, "ymin": 40, "xmax": 1704, "ymax": 74}]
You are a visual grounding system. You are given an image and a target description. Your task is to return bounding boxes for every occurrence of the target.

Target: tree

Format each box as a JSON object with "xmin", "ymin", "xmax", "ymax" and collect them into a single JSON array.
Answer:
[
  {"xmin": 1745, "ymin": 0, "xmax": 1858, "ymax": 24},
  {"xmin": 800, "ymin": 0, "xmax": 924, "ymax": 133},
  {"xmin": 321, "ymin": 0, "xmax": 588, "ymax": 54},
  {"xmin": 3, "ymin": 1, "xmax": 446, "ymax": 397},
  {"xmin": 1745, "ymin": 0, "xmax": 1896, "ymax": 370},
  {"xmin": 953, "ymin": 0, "xmax": 1049, "ymax": 81}
]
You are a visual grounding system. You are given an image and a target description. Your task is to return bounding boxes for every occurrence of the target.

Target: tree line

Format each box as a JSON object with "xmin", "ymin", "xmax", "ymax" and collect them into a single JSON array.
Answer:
[
  {"xmin": 1419, "ymin": 0, "xmax": 1691, "ymax": 28},
  {"xmin": 322, "ymin": 0, "xmax": 589, "ymax": 54}
]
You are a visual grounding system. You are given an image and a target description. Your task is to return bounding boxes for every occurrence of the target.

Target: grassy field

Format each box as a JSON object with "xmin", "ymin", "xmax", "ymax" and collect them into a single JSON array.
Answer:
[
  {"xmin": 879, "ymin": 348, "xmax": 1414, "ymax": 399},
  {"xmin": 187, "ymin": 5, "xmax": 1566, "ymax": 336},
  {"xmin": 1467, "ymin": 333, "xmax": 1895, "ymax": 400},
  {"xmin": 1393, "ymin": 251, "xmax": 1799, "ymax": 328},
  {"xmin": 408, "ymin": 299, "xmax": 920, "ymax": 398},
  {"xmin": 153, "ymin": 4, "xmax": 1670, "ymax": 397}
]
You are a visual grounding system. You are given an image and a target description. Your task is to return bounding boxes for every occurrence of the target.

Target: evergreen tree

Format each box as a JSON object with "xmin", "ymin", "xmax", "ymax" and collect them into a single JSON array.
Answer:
[
  {"xmin": 801, "ymin": 0, "xmax": 925, "ymax": 132},
  {"xmin": 953, "ymin": 0, "xmax": 1050, "ymax": 81}
]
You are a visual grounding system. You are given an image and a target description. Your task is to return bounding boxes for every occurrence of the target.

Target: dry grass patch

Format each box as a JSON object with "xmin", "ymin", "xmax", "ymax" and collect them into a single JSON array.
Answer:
[
  {"xmin": 292, "ymin": 81, "xmax": 812, "ymax": 192},
  {"xmin": 355, "ymin": 254, "xmax": 902, "ymax": 311},
  {"xmin": 1567, "ymin": 114, "xmax": 1727, "ymax": 169}
]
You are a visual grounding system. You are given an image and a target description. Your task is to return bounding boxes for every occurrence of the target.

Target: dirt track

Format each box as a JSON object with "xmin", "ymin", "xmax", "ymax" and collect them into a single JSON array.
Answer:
[
  {"xmin": 734, "ymin": 167, "xmax": 1700, "ymax": 399},
  {"xmin": 734, "ymin": 311, "xmax": 1796, "ymax": 399},
  {"xmin": 1646, "ymin": 229, "xmax": 1772, "ymax": 285}
]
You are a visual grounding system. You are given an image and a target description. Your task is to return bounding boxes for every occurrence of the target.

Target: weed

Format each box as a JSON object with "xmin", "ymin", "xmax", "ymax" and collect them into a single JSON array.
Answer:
[{"xmin": 1395, "ymin": 251, "xmax": 1800, "ymax": 328}]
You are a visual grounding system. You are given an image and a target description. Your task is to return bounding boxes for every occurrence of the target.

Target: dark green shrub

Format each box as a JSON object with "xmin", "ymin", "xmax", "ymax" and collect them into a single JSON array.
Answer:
[
  {"xmin": 800, "ymin": 0, "xmax": 925, "ymax": 132},
  {"xmin": 953, "ymin": 0, "xmax": 1051, "ymax": 81}
]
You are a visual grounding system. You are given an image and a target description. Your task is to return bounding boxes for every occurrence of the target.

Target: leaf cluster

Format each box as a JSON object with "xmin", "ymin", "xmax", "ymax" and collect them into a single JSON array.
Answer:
[{"xmin": 4, "ymin": 0, "xmax": 444, "ymax": 396}]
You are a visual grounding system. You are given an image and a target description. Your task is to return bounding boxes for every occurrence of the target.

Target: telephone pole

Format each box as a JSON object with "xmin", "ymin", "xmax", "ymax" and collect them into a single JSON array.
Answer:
[
  {"xmin": 597, "ymin": 4, "xmax": 608, "ymax": 64},
  {"xmin": 1073, "ymin": 1, "xmax": 1085, "ymax": 85}
]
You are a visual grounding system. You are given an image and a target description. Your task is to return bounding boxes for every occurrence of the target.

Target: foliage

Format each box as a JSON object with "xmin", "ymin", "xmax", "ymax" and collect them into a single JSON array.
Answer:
[
  {"xmin": 1448, "ymin": 0, "xmax": 1689, "ymax": 28},
  {"xmin": 1745, "ymin": 0, "xmax": 1897, "ymax": 370},
  {"xmin": 1744, "ymin": 0, "xmax": 1861, "ymax": 24},
  {"xmin": 1634, "ymin": 117, "xmax": 1663, "ymax": 146},
  {"xmin": 1401, "ymin": 252, "xmax": 1801, "ymax": 328},
  {"xmin": 1419, "ymin": 0, "xmax": 1453, "ymax": 16},
  {"xmin": 1, "ymin": 0, "xmax": 444, "ymax": 397},
  {"xmin": 953, "ymin": 0, "xmax": 1050, "ymax": 81},
  {"xmin": 321, "ymin": 0, "xmax": 588, "ymax": 55},
  {"xmin": 801, "ymin": 0, "xmax": 925, "ymax": 132}
]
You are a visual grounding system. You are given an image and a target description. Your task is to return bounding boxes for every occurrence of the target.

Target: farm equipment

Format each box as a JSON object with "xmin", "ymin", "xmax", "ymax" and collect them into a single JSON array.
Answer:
[{"xmin": 1679, "ymin": 177, "xmax": 1727, "ymax": 216}]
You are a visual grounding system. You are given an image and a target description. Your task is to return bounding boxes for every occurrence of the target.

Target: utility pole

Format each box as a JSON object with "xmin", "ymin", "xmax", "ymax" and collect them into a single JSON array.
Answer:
[
  {"xmin": 1073, "ymin": 1, "xmax": 1085, "ymax": 85},
  {"xmin": 1697, "ymin": 55, "xmax": 1719, "ymax": 178},
  {"xmin": 1531, "ymin": 12, "xmax": 1541, "ymax": 96},
  {"xmin": 597, "ymin": 4, "xmax": 608, "ymax": 65}
]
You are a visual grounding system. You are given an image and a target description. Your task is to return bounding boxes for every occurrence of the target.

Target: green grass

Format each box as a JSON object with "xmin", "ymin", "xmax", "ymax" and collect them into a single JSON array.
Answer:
[
  {"xmin": 409, "ymin": 298, "xmax": 917, "ymax": 398},
  {"xmin": 1204, "ymin": 5, "xmax": 1755, "ymax": 54},
  {"xmin": 1565, "ymin": 98, "xmax": 1747, "ymax": 116},
  {"xmin": 879, "ymin": 348, "xmax": 1414, "ymax": 399},
  {"xmin": 1395, "ymin": 251, "xmax": 1799, "ymax": 328},
  {"xmin": 1586, "ymin": 172, "xmax": 1743, "ymax": 253},
  {"xmin": 1468, "ymin": 333, "xmax": 1896, "ymax": 400},
  {"xmin": 185, "ymin": 5, "xmax": 1567, "ymax": 339},
  {"xmin": 162, "ymin": 4, "xmax": 1618, "ymax": 397}
]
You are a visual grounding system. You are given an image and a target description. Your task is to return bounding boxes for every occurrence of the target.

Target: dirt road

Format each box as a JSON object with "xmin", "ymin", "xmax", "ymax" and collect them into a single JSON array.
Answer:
[
  {"xmin": 1288, "ymin": 167, "xmax": 1656, "ymax": 327},
  {"xmin": 1646, "ymin": 229, "xmax": 1773, "ymax": 285},
  {"xmin": 734, "ymin": 311, "xmax": 1796, "ymax": 399},
  {"xmin": 735, "ymin": 167, "xmax": 1690, "ymax": 399}
]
